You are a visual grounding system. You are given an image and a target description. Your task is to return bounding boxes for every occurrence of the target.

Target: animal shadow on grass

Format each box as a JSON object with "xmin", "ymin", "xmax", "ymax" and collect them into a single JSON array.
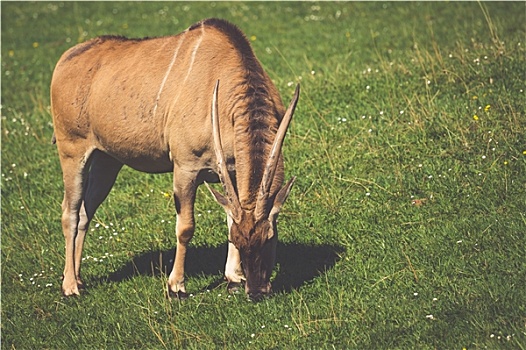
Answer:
[{"xmin": 103, "ymin": 243, "xmax": 344, "ymax": 294}]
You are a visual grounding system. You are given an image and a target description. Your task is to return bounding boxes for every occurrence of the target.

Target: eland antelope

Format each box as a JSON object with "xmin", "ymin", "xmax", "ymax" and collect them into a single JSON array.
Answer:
[{"xmin": 50, "ymin": 18, "xmax": 299, "ymax": 301}]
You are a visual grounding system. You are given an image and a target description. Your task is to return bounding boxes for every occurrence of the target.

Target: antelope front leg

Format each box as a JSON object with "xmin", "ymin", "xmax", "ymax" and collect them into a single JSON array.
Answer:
[
  {"xmin": 225, "ymin": 215, "xmax": 245, "ymax": 292},
  {"xmin": 167, "ymin": 171, "xmax": 196, "ymax": 299}
]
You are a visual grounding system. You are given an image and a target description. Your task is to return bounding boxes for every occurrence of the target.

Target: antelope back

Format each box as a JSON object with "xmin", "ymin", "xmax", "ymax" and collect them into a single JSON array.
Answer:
[{"xmin": 51, "ymin": 18, "xmax": 285, "ymax": 176}]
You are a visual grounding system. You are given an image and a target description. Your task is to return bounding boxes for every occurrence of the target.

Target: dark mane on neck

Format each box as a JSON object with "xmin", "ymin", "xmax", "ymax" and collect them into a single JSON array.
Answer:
[{"xmin": 195, "ymin": 18, "xmax": 284, "ymax": 208}]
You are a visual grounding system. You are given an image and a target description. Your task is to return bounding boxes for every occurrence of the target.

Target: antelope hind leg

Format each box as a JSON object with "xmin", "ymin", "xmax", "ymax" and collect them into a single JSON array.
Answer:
[
  {"xmin": 59, "ymin": 151, "xmax": 91, "ymax": 296},
  {"xmin": 73, "ymin": 151, "xmax": 123, "ymax": 291}
]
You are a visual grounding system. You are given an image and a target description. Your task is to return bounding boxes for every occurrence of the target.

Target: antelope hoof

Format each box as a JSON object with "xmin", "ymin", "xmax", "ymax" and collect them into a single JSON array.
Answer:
[
  {"xmin": 62, "ymin": 275, "xmax": 83, "ymax": 296},
  {"xmin": 168, "ymin": 289, "xmax": 189, "ymax": 300},
  {"xmin": 227, "ymin": 282, "xmax": 243, "ymax": 294},
  {"xmin": 61, "ymin": 285, "xmax": 81, "ymax": 297},
  {"xmin": 77, "ymin": 280, "xmax": 86, "ymax": 291},
  {"xmin": 167, "ymin": 277, "xmax": 187, "ymax": 299}
]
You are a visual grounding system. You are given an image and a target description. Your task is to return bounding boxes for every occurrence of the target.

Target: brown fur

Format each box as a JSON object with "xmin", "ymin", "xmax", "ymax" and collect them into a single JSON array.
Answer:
[{"xmin": 51, "ymin": 18, "xmax": 297, "ymax": 299}]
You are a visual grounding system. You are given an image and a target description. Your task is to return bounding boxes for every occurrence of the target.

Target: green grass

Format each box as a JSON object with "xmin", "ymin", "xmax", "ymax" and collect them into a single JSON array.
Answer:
[{"xmin": 2, "ymin": 1, "xmax": 525, "ymax": 349}]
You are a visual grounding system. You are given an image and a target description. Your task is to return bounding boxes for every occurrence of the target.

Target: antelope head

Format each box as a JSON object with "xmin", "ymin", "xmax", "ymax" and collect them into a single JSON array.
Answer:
[{"xmin": 206, "ymin": 80, "xmax": 299, "ymax": 300}]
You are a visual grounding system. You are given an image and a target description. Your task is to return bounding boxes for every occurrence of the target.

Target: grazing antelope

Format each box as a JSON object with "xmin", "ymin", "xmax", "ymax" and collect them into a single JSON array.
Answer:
[{"xmin": 51, "ymin": 18, "xmax": 299, "ymax": 301}]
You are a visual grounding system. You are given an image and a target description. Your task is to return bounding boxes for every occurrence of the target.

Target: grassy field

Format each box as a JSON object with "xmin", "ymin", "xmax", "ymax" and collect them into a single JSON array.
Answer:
[{"xmin": 2, "ymin": 1, "xmax": 525, "ymax": 349}]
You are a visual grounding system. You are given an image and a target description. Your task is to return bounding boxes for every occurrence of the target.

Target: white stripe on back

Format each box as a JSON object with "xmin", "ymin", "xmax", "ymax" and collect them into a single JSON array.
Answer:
[
  {"xmin": 153, "ymin": 33, "xmax": 186, "ymax": 117},
  {"xmin": 172, "ymin": 25, "xmax": 205, "ymax": 106}
]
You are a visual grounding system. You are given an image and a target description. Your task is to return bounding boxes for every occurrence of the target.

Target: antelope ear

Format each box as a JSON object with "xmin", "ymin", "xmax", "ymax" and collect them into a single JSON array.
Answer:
[
  {"xmin": 205, "ymin": 182, "xmax": 229, "ymax": 207},
  {"xmin": 268, "ymin": 176, "xmax": 296, "ymax": 223},
  {"xmin": 204, "ymin": 182, "xmax": 241, "ymax": 223}
]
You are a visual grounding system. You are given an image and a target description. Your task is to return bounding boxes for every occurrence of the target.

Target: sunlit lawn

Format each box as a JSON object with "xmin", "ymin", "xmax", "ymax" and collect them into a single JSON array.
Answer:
[{"xmin": 2, "ymin": 2, "xmax": 525, "ymax": 349}]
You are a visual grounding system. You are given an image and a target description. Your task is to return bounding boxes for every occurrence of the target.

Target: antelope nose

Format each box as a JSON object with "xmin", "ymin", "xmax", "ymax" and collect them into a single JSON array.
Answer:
[{"xmin": 247, "ymin": 283, "xmax": 271, "ymax": 302}]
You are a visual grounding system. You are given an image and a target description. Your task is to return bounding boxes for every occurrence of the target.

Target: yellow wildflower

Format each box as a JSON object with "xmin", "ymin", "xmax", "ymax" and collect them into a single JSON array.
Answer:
[
  {"xmin": 472, "ymin": 95, "xmax": 478, "ymax": 100},
  {"xmin": 523, "ymin": 150, "xmax": 526, "ymax": 155},
  {"xmin": 8, "ymin": 50, "xmax": 14, "ymax": 57},
  {"xmin": 250, "ymin": 35, "xmax": 257, "ymax": 41},
  {"xmin": 473, "ymin": 115, "xmax": 479, "ymax": 121},
  {"xmin": 484, "ymin": 104, "xmax": 491, "ymax": 112},
  {"xmin": 163, "ymin": 192, "xmax": 172, "ymax": 199},
  {"xmin": 32, "ymin": 42, "xmax": 39, "ymax": 48}
]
